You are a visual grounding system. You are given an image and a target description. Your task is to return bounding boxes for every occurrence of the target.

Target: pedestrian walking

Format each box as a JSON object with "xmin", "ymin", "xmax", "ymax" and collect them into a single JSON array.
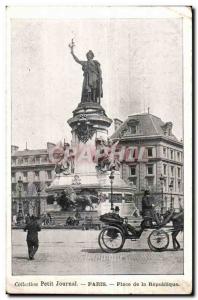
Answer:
[{"xmin": 24, "ymin": 215, "xmax": 41, "ymax": 260}]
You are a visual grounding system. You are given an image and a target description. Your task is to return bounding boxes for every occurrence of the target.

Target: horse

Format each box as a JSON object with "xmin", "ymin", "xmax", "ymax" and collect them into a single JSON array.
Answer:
[
  {"xmin": 162, "ymin": 209, "xmax": 184, "ymax": 250},
  {"xmin": 75, "ymin": 195, "xmax": 94, "ymax": 211},
  {"xmin": 71, "ymin": 190, "xmax": 100, "ymax": 211},
  {"xmin": 57, "ymin": 187, "xmax": 100, "ymax": 211}
]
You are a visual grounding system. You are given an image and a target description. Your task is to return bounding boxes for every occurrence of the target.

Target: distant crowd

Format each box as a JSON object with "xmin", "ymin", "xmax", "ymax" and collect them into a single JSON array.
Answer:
[{"xmin": 12, "ymin": 212, "xmax": 54, "ymax": 226}]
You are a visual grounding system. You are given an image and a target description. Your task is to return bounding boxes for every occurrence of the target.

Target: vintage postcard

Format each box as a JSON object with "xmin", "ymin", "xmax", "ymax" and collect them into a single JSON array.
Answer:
[{"xmin": 6, "ymin": 6, "xmax": 192, "ymax": 295}]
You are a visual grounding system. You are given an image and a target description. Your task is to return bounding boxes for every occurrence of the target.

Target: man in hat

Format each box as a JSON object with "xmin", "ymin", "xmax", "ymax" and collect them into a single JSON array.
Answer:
[
  {"xmin": 24, "ymin": 215, "xmax": 41, "ymax": 260},
  {"xmin": 142, "ymin": 189, "xmax": 153, "ymax": 217},
  {"xmin": 114, "ymin": 206, "xmax": 120, "ymax": 214},
  {"xmin": 141, "ymin": 189, "xmax": 160, "ymax": 226},
  {"xmin": 113, "ymin": 206, "xmax": 142, "ymax": 237}
]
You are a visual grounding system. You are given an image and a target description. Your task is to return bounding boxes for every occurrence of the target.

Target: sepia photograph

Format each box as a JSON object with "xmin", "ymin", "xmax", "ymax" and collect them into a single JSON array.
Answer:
[{"xmin": 6, "ymin": 6, "xmax": 192, "ymax": 295}]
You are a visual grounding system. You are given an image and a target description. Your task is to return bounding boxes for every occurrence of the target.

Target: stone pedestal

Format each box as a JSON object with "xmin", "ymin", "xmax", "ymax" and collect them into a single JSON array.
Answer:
[{"xmin": 68, "ymin": 102, "xmax": 112, "ymax": 146}]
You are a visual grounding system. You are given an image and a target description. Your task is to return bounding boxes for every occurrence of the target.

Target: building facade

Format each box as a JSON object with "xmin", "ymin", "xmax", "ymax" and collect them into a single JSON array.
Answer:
[
  {"xmin": 11, "ymin": 144, "xmax": 55, "ymax": 219},
  {"xmin": 111, "ymin": 113, "xmax": 184, "ymax": 212}
]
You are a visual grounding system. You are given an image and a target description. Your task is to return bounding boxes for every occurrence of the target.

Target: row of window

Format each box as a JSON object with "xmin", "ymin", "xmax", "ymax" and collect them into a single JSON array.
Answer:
[
  {"xmin": 163, "ymin": 147, "xmax": 182, "ymax": 161},
  {"xmin": 130, "ymin": 165, "xmax": 154, "ymax": 176},
  {"xmin": 130, "ymin": 164, "xmax": 154, "ymax": 176},
  {"xmin": 125, "ymin": 146, "xmax": 182, "ymax": 161},
  {"xmin": 12, "ymin": 170, "xmax": 53, "ymax": 181},
  {"xmin": 144, "ymin": 146, "xmax": 182, "ymax": 161},
  {"xmin": 163, "ymin": 164, "xmax": 181, "ymax": 177},
  {"xmin": 128, "ymin": 125, "xmax": 172, "ymax": 137},
  {"xmin": 129, "ymin": 177, "xmax": 182, "ymax": 193},
  {"xmin": 12, "ymin": 155, "xmax": 50, "ymax": 165},
  {"xmin": 12, "ymin": 181, "xmax": 51, "ymax": 193},
  {"xmin": 161, "ymin": 178, "xmax": 182, "ymax": 193},
  {"xmin": 130, "ymin": 164, "xmax": 181, "ymax": 178}
]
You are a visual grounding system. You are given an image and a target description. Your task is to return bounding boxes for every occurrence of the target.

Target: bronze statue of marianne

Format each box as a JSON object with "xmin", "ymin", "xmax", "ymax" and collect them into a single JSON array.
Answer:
[{"xmin": 69, "ymin": 39, "xmax": 103, "ymax": 104}]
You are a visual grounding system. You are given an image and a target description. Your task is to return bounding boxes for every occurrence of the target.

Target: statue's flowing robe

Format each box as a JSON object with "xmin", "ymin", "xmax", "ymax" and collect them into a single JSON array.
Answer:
[{"xmin": 81, "ymin": 60, "xmax": 103, "ymax": 102}]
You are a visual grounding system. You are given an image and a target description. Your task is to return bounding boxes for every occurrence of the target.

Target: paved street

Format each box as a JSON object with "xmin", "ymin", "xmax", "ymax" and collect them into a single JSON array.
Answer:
[{"xmin": 12, "ymin": 229, "xmax": 183, "ymax": 275}]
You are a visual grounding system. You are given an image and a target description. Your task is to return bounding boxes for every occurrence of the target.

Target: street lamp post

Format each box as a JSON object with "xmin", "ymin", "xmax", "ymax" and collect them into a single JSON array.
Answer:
[
  {"xmin": 159, "ymin": 174, "xmax": 164, "ymax": 214},
  {"xmin": 109, "ymin": 171, "xmax": 115, "ymax": 211},
  {"xmin": 36, "ymin": 185, "xmax": 41, "ymax": 218},
  {"xmin": 17, "ymin": 176, "xmax": 23, "ymax": 224},
  {"xmin": 169, "ymin": 180, "xmax": 173, "ymax": 209},
  {"xmin": 37, "ymin": 190, "xmax": 41, "ymax": 218}
]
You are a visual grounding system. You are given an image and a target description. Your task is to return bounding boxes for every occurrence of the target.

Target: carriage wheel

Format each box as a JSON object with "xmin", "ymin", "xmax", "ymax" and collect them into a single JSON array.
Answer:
[
  {"xmin": 98, "ymin": 226, "xmax": 125, "ymax": 253},
  {"xmin": 148, "ymin": 229, "xmax": 169, "ymax": 252}
]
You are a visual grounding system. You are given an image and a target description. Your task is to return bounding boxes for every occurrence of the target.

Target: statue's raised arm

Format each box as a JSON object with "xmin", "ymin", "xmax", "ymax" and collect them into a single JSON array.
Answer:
[{"xmin": 68, "ymin": 39, "xmax": 83, "ymax": 65}]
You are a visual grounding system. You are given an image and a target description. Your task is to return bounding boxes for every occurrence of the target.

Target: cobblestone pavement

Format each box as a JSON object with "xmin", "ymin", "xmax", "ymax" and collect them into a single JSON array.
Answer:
[{"xmin": 12, "ymin": 229, "xmax": 183, "ymax": 275}]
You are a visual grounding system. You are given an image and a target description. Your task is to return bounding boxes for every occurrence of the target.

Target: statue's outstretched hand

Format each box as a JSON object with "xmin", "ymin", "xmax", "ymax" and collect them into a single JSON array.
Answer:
[
  {"xmin": 68, "ymin": 44, "xmax": 73, "ymax": 52},
  {"xmin": 68, "ymin": 39, "xmax": 75, "ymax": 53}
]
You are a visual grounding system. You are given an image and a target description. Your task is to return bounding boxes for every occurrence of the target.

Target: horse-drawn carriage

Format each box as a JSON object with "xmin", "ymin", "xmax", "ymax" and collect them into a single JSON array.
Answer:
[{"xmin": 98, "ymin": 208, "xmax": 183, "ymax": 253}]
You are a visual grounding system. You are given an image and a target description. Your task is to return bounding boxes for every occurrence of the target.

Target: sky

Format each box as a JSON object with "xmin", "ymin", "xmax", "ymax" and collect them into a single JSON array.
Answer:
[{"xmin": 11, "ymin": 17, "xmax": 183, "ymax": 150}]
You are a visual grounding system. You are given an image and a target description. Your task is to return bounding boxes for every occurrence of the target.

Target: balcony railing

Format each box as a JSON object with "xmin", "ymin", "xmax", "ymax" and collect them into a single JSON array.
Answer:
[{"xmin": 13, "ymin": 160, "xmax": 53, "ymax": 166}]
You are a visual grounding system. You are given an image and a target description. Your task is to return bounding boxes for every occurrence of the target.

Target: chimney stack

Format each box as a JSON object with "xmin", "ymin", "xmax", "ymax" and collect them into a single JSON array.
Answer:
[{"xmin": 113, "ymin": 118, "xmax": 123, "ymax": 132}]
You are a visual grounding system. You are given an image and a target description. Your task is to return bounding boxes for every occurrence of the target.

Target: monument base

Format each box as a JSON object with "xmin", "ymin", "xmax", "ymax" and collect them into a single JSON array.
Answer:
[{"xmin": 46, "ymin": 170, "xmax": 135, "ymax": 217}]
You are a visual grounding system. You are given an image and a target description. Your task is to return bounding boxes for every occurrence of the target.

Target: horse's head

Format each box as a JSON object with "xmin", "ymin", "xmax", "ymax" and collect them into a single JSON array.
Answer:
[{"xmin": 163, "ymin": 208, "xmax": 175, "ymax": 221}]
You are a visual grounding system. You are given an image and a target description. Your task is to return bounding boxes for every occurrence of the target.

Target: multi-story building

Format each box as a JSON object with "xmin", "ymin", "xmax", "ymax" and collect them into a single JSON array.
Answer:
[
  {"xmin": 111, "ymin": 112, "xmax": 184, "ymax": 212},
  {"xmin": 11, "ymin": 144, "xmax": 55, "ymax": 218}
]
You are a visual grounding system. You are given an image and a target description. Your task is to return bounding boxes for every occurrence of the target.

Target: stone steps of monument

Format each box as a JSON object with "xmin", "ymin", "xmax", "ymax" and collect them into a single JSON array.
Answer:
[
  {"xmin": 48, "ymin": 211, "xmax": 142, "ymax": 226},
  {"xmin": 49, "ymin": 211, "xmax": 99, "ymax": 225},
  {"xmin": 50, "ymin": 211, "xmax": 98, "ymax": 217},
  {"xmin": 12, "ymin": 214, "xmax": 142, "ymax": 229}
]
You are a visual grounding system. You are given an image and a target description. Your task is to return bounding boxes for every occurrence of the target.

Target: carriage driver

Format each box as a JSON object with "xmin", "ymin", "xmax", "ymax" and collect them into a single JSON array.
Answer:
[{"xmin": 142, "ymin": 189, "xmax": 161, "ymax": 225}]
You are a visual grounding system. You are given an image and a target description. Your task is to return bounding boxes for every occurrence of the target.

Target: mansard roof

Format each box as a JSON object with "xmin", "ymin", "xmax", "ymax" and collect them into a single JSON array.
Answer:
[
  {"xmin": 12, "ymin": 149, "xmax": 48, "ymax": 157},
  {"xmin": 111, "ymin": 113, "xmax": 179, "ymax": 142}
]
